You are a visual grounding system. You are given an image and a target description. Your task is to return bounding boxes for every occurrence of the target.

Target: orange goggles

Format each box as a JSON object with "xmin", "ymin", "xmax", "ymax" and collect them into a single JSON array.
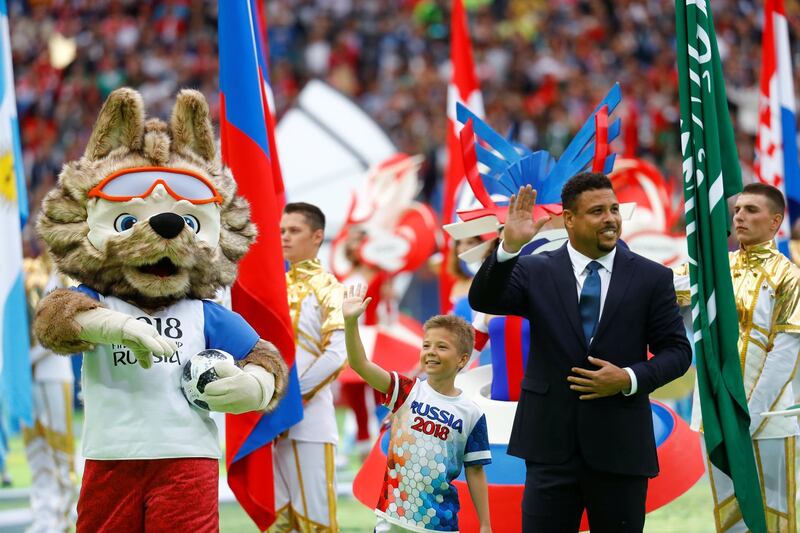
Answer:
[{"xmin": 88, "ymin": 167, "xmax": 223, "ymax": 205}]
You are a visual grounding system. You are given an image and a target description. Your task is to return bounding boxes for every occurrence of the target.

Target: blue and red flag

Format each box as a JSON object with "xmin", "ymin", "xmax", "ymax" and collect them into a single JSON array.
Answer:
[
  {"xmin": 219, "ymin": 1, "xmax": 302, "ymax": 529},
  {"xmin": 755, "ymin": 0, "xmax": 800, "ymax": 256},
  {"xmin": 487, "ymin": 317, "xmax": 530, "ymax": 402},
  {"xmin": 250, "ymin": 0, "xmax": 286, "ymax": 205}
]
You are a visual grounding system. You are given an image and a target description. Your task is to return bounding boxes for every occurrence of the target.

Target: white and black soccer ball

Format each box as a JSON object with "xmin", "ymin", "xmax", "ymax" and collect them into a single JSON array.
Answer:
[{"xmin": 180, "ymin": 349, "xmax": 235, "ymax": 411}]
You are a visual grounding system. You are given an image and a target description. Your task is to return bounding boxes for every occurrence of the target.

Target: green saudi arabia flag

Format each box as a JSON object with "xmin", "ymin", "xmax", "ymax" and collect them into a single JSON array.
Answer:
[{"xmin": 675, "ymin": 1, "xmax": 767, "ymax": 532}]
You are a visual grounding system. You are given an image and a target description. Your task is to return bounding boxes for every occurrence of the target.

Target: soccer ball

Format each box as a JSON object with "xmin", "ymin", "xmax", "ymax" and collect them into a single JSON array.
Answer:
[{"xmin": 180, "ymin": 349, "xmax": 235, "ymax": 411}]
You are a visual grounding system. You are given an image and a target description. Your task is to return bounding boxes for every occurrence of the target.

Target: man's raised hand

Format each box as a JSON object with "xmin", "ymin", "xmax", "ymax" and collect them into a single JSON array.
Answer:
[
  {"xmin": 342, "ymin": 284, "xmax": 372, "ymax": 323},
  {"xmin": 502, "ymin": 185, "xmax": 551, "ymax": 253}
]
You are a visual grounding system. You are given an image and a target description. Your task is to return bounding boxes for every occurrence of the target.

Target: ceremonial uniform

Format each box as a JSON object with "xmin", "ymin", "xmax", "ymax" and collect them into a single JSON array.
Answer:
[
  {"xmin": 22, "ymin": 257, "xmax": 77, "ymax": 533},
  {"xmin": 272, "ymin": 259, "xmax": 346, "ymax": 533},
  {"xmin": 789, "ymin": 240, "xmax": 800, "ymax": 268},
  {"xmin": 677, "ymin": 240, "xmax": 800, "ymax": 532}
]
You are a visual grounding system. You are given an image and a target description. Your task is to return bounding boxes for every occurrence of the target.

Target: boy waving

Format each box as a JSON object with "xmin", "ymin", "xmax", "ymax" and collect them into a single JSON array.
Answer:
[{"xmin": 343, "ymin": 285, "xmax": 492, "ymax": 533}]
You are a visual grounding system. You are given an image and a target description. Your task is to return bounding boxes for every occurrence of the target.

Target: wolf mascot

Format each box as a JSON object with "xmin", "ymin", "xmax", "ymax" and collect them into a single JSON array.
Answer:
[{"xmin": 34, "ymin": 88, "xmax": 288, "ymax": 532}]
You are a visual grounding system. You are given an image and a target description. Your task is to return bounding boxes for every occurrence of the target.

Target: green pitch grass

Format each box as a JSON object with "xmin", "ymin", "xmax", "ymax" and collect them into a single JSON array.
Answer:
[
  {"xmin": 3, "ymin": 409, "xmax": 795, "ymax": 531},
  {"xmin": 218, "ymin": 482, "xmax": 717, "ymax": 532},
  {"xmin": 218, "ymin": 498, "xmax": 376, "ymax": 532}
]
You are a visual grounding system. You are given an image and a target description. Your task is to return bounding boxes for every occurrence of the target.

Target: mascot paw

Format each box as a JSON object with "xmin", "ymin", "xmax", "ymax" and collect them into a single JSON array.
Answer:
[
  {"xmin": 75, "ymin": 308, "xmax": 177, "ymax": 369},
  {"xmin": 203, "ymin": 361, "xmax": 275, "ymax": 414},
  {"xmin": 120, "ymin": 319, "xmax": 177, "ymax": 369}
]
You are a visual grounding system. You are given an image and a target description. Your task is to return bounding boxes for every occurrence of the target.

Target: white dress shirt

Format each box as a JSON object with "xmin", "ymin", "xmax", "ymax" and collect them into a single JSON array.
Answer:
[{"xmin": 496, "ymin": 239, "xmax": 638, "ymax": 395}]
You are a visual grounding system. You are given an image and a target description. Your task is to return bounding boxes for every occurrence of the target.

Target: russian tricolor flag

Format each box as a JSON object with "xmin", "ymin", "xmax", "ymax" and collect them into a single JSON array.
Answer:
[
  {"xmin": 0, "ymin": 0, "xmax": 32, "ymax": 433},
  {"xmin": 755, "ymin": 0, "xmax": 800, "ymax": 255},
  {"xmin": 249, "ymin": 0, "xmax": 286, "ymax": 205},
  {"xmin": 219, "ymin": 1, "xmax": 302, "ymax": 529}
]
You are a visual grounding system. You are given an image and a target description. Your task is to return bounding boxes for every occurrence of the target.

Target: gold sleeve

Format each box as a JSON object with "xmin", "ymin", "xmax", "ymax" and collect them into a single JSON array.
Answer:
[
  {"xmin": 319, "ymin": 276, "xmax": 345, "ymax": 334},
  {"xmin": 774, "ymin": 267, "xmax": 800, "ymax": 333},
  {"xmin": 672, "ymin": 263, "xmax": 692, "ymax": 307},
  {"xmin": 791, "ymin": 241, "xmax": 800, "ymax": 267}
]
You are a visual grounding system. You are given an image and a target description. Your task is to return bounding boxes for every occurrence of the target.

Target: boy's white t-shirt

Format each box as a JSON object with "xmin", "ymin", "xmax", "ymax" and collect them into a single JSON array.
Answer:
[
  {"xmin": 374, "ymin": 372, "xmax": 491, "ymax": 533},
  {"xmin": 75, "ymin": 285, "xmax": 259, "ymax": 460}
]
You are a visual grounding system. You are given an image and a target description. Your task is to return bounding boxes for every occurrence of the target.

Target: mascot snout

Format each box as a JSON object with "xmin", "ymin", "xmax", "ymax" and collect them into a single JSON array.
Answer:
[{"xmin": 149, "ymin": 212, "xmax": 185, "ymax": 239}]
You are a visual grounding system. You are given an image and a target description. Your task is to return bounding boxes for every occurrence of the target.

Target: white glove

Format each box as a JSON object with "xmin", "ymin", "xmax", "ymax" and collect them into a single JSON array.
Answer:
[
  {"xmin": 203, "ymin": 361, "xmax": 276, "ymax": 414},
  {"xmin": 74, "ymin": 308, "xmax": 177, "ymax": 369}
]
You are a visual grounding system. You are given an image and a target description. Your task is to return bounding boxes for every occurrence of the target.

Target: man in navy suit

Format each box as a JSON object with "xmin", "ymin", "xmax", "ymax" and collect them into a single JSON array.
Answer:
[{"xmin": 469, "ymin": 172, "xmax": 691, "ymax": 533}]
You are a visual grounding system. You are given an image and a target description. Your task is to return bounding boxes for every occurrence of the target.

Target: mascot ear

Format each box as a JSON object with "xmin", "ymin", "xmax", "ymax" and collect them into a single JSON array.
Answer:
[
  {"xmin": 84, "ymin": 88, "xmax": 145, "ymax": 161},
  {"xmin": 169, "ymin": 89, "xmax": 216, "ymax": 163}
]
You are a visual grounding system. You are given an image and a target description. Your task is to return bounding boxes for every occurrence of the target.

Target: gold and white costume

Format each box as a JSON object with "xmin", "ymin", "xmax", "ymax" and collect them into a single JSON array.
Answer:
[
  {"xmin": 22, "ymin": 256, "xmax": 77, "ymax": 533},
  {"xmin": 271, "ymin": 259, "xmax": 346, "ymax": 533},
  {"xmin": 789, "ymin": 240, "xmax": 800, "ymax": 269},
  {"xmin": 676, "ymin": 241, "xmax": 800, "ymax": 532}
]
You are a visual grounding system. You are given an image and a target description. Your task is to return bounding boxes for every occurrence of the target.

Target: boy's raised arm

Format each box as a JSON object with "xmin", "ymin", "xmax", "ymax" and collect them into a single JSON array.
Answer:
[{"xmin": 342, "ymin": 284, "xmax": 392, "ymax": 394}]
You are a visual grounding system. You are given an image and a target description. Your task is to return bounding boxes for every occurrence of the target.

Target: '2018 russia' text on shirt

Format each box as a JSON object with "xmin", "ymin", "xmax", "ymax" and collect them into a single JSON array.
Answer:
[
  {"xmin": 409, "ymin": 400, "xmax": 464, "ymax": 434},
  {"xmin": 111, "ymin": 316, "xmax": 186, "ymax": 366}
]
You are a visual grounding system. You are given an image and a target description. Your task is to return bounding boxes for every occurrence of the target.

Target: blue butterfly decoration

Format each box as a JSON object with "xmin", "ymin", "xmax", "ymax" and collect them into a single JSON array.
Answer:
[{"xmin": 456, "ymin": 83, "xmax": 622, "ymax": 206}]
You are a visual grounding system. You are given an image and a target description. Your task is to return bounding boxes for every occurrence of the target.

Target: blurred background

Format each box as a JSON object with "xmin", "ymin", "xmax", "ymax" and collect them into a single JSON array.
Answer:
[{"xmin": 10, "ymin": 0, "xmax": 781, "ymax": 254}]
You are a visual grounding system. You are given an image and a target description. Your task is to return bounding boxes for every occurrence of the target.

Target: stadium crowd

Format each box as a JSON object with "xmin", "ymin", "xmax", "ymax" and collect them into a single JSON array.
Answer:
[{"xmin": 8, "ymin": 0, "xmax": 791, "ymax": 249}]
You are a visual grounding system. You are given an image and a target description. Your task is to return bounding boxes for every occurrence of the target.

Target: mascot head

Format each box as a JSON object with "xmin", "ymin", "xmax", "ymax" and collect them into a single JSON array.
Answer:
[{"xmin": 37, "ymin": 88, "xmax": 255, "ymax": 309}]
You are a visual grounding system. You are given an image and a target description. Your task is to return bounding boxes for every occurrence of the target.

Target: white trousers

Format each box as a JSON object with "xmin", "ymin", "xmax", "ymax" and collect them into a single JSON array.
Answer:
[
  {"xmin": 374, "ymin": 515, "xmax": 419, "ymax": 532},
  {"xmin": 708, "ymin": 436, "xmax": 796, "ymax": 532},
  {"xmin": 22, "ymin": 381, "xmax": 76, "ymax": 533},
  {"xmin": 269, "ymin": 439, "xmax": 338, "ymax": 533}
]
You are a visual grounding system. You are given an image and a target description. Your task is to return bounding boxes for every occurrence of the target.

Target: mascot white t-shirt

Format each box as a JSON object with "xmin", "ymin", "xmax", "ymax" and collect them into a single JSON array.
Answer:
[{"xmin": 75, "ymin": 284, "xmax": 259, "ymax": 460}]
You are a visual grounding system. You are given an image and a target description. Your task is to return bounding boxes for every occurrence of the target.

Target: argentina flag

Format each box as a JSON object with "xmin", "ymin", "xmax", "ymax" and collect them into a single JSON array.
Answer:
[{"xmin": 0, "ymin": 0, "xmax": 32, "ymax": 431}]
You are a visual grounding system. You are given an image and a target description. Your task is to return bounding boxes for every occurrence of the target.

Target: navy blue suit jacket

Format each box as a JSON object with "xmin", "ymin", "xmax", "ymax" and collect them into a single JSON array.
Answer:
[{"xmin": 469, "ymin": 242, "xmax": 691, "ymax": 477}]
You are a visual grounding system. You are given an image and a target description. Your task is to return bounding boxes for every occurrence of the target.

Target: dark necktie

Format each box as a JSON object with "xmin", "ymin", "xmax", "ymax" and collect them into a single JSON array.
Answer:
[{"xmin": 579, "ymin": 261, "xmax": 602, "ymax": 344}]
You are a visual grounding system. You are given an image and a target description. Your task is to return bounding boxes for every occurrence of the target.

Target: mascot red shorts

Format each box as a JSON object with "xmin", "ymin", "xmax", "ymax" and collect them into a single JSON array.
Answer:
[{"xmin": 77, "ymin": 457, "xmax": 218, "ymax": 532}]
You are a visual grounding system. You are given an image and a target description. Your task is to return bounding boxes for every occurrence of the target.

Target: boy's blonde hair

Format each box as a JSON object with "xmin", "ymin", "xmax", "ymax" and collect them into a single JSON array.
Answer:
[{"xmin": 423, "ymin": 315, "xmax": 475, "ymax": 356}]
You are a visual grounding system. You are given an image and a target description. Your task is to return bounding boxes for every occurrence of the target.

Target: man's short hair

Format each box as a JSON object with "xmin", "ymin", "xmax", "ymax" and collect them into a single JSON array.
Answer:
[
  {"xmin": 741, "ymin": 182, "xmax": 786, "ymax": 215},
  {"xmin": 561, "ymin": 172, "xmax": 614, "ymax": 211},
  {"xmin": 283, "ymin": 202, "xmax": 326, "ymax": 232},
  {"xmin": 423, "ymin": 315, "xmax": 474, "ymax": 356}
]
